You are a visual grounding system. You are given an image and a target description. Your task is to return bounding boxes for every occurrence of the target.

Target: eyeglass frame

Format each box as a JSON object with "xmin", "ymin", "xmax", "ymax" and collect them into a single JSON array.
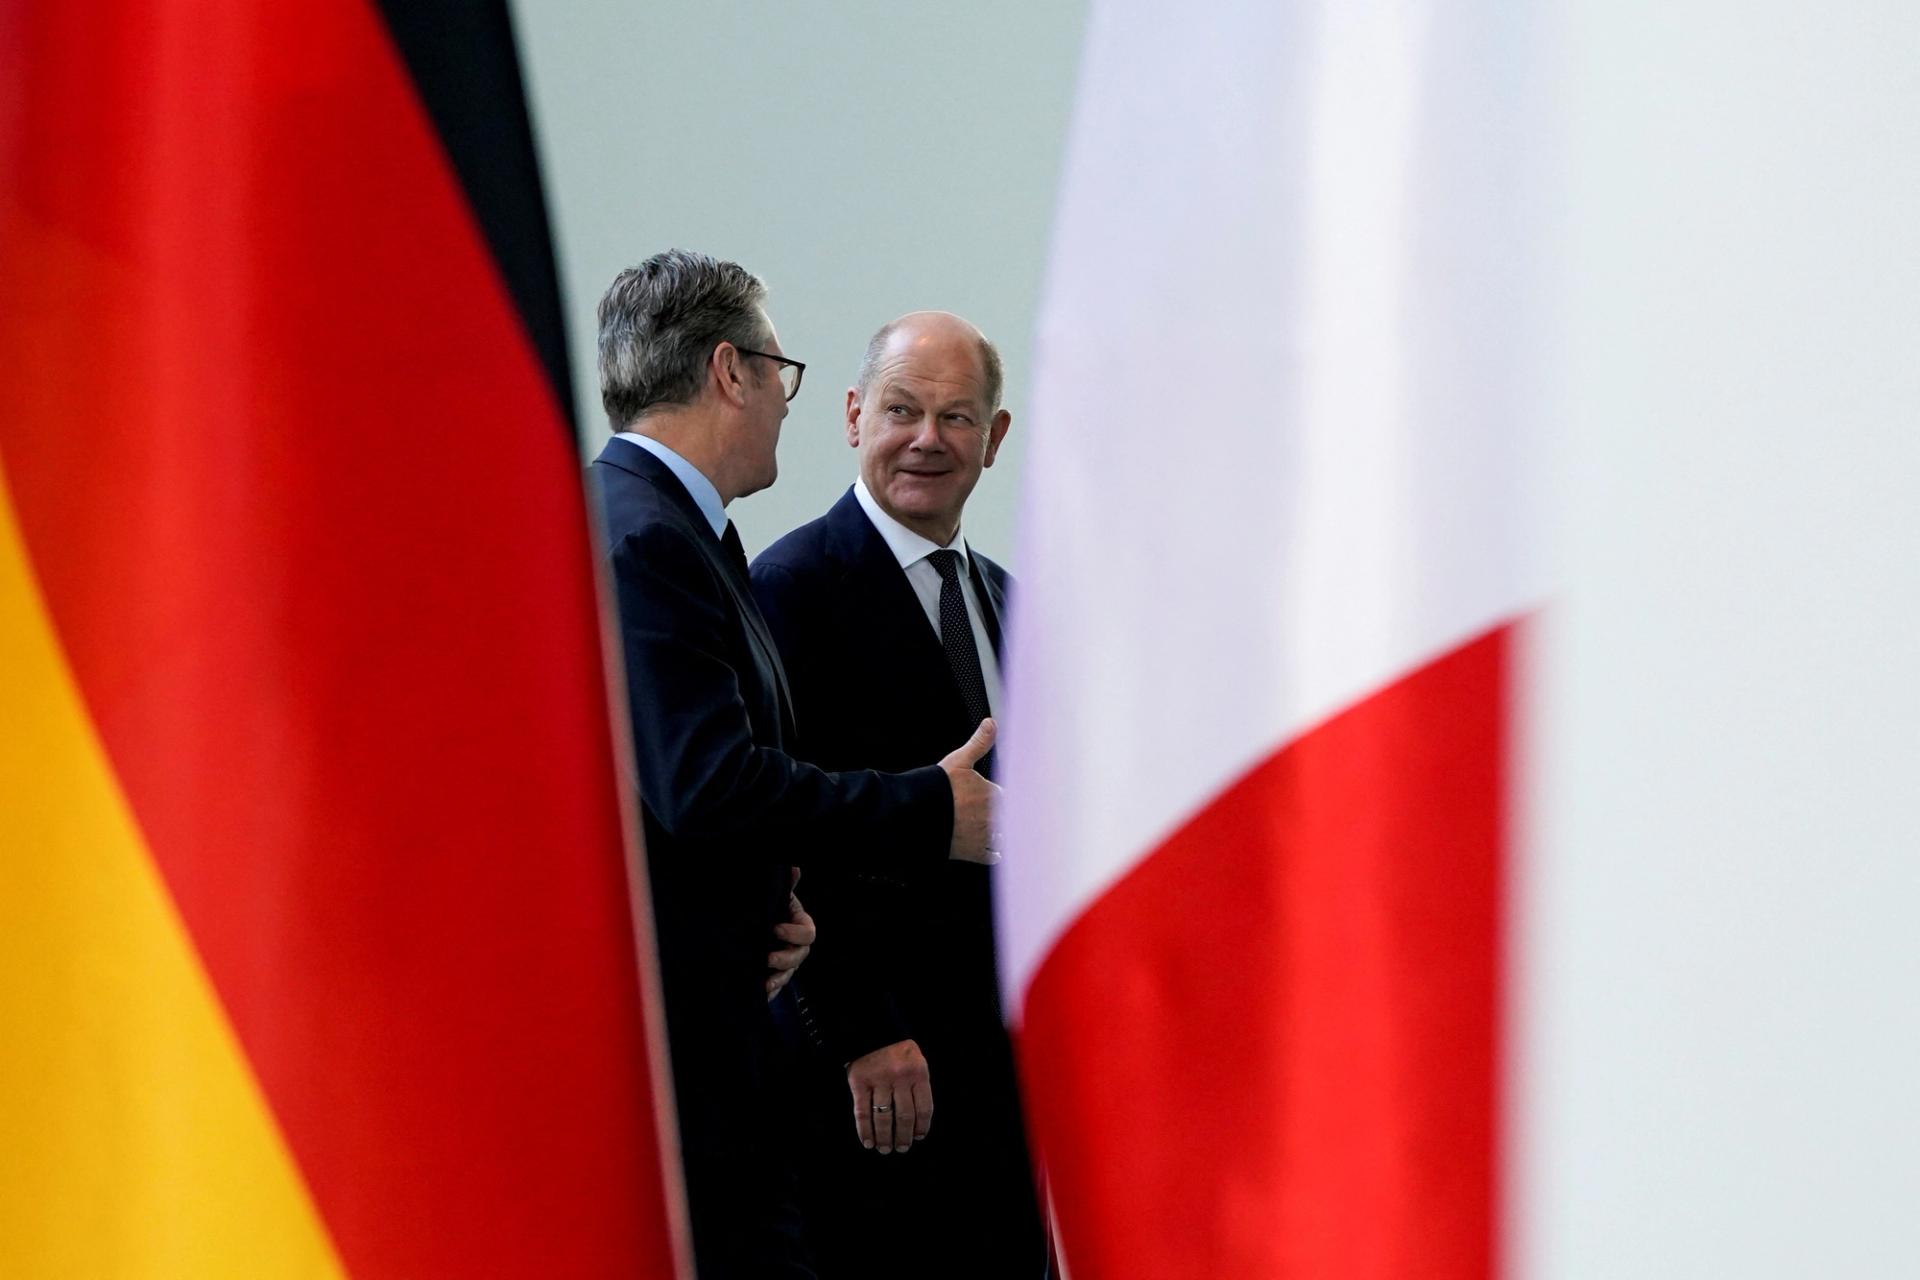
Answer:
[{"xmin": 733, "ymin": 345, "xmax": 806, "ymax": 402}]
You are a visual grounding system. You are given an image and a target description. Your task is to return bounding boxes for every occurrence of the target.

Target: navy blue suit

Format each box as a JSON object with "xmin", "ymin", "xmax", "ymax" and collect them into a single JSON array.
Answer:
[
  {"xmin": 589, "ymin": 441, "xmax": 953, "ymax": 1280},
  {"xmin": 752, "ymin": 487, "xmax": 1046, "ymax": 1279}
]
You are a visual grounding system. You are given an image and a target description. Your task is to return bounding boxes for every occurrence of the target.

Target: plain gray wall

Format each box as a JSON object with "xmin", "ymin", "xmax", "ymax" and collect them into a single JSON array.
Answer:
[{"xmin": 512, "ymin": 0, "xmax": 1087, "ymax": 561}]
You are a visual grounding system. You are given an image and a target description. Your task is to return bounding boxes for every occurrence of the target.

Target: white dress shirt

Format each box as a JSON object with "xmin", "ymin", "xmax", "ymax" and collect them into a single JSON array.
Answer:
[{"xmin": 852, "ymin": 478, "xmax": 1002, "ymax": 718}]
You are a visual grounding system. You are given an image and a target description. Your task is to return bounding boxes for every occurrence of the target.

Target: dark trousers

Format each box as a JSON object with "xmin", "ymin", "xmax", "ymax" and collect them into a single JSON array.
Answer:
[{"xmin": 676, "ymin": 1010, "xmax": 817, "ymax": 1279}]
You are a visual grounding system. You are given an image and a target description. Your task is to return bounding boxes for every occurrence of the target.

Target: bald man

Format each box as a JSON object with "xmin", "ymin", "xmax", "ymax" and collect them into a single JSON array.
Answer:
[{"xmin": 751, "ymin": 313, "xmax": 1046, "ymax": 1277}]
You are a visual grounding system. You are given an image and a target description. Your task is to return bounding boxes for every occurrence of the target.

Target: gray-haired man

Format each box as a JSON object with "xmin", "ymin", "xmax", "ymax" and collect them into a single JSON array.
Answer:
[{"xmin": 587, "ymin": 251, "xmax": 1000, "ymax": 1279}]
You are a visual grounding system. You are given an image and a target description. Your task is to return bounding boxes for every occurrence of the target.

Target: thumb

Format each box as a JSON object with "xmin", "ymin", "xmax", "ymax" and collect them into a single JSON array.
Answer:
[
  {"xmin": 789, "ymin": 865, "xmax": 802, "ymax": 893},
  {"xmin": 942, "ymin": 717, "xmax": 996, "ymax": 769}
]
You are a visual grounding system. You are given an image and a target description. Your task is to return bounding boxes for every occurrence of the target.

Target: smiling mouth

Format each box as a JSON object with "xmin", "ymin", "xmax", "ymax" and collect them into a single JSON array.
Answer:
[{"xmin": 899, "ymin": 469, "xmax": 950, "ymax": 479}]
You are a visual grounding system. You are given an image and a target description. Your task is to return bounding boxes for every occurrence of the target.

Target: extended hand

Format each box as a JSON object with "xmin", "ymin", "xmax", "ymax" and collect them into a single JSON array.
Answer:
[
  {"xmin": 848, "ymin": 1039, "xmax": 933, "ymax": 1154},
  {"xmin": 765, "ymin": 867, "xmax": 815, "ymax": 1000},
  {"xmin": 941, "ymin": 718, "xmax": 1003, "ymax": 865}
]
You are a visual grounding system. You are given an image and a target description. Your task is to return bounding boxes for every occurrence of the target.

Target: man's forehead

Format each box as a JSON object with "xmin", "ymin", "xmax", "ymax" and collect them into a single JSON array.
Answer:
[
  {"xmin": 872, "ymin": 328, "xmax": 985, "ymax": 391},
  {"xmin": 873, "ymin": 364, "xmax": 983, "ymax": 406}
]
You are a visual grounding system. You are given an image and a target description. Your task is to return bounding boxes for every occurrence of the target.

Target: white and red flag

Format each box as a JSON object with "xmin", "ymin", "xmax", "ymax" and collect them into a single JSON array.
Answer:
[{"xmin": 1001, "ymin": 3, "xmax": 1547, "ymax": 1276}]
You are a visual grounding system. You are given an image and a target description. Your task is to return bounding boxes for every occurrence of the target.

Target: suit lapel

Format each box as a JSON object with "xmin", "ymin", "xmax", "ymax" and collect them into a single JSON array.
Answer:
[
  {"xmin": 966, "ymin": 548, "xmax": 1007, "ymax": 665},
  {"xmin": 826, "ymin": 490, "xmax": 976, "ymax": 737}
]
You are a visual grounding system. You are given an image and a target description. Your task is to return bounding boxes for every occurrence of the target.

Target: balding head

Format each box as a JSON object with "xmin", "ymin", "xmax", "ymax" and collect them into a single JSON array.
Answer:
[
  {"xmin": 856, "ymin": 311, "xmax": 1005, "ymax": 414},
  {"xmin": 845, "ymin": 311, "xmax": 1013, "ymax": 546}
]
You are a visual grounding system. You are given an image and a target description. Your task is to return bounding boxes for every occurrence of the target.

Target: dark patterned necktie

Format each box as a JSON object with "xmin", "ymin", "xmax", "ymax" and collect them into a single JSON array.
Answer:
[{"xmin": 927, "ymin": 549, "xmax": 992, "ymax": 730}]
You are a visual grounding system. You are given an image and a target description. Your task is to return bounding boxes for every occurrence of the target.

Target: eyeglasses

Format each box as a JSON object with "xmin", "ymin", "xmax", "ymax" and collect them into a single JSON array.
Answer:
[{"xmin": 735, "ymin": 346, "xmax": 806, "ymax": 402}]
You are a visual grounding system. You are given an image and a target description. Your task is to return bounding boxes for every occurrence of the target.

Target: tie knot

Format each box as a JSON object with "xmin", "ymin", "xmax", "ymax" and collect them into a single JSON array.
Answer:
[{"xmin": 928, "ymin": 548, "xmax": 962, "ymax": 583}]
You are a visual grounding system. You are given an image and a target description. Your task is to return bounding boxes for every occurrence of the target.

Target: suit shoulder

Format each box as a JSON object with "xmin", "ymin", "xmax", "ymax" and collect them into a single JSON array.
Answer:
[
  {"xmin": 592, "ymin": 462, "xmax": 697, "ymax": 543},
  {"xmin": 751, "ymin": 511, "xmax": 837, "ymax": 580},
  {"xmin": 603, "ymin": 499, "xmax": 722, "ymax": 594},
  {"xmin": 751, "ymin": 515, "xmax": 853, "ymax": 645},
  {"xmin": 973, "ymin": 547, "xmax": 1014, "ymax": 592}
]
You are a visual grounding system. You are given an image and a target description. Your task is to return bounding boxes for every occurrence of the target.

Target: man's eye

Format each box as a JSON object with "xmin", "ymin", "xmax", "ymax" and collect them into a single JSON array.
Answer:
[
  {"xmin": 888, "ymin": 405, "xmax": 912, "ymax": 417},
  {"xmin": 944, "ymin": 414, "xmax": 974, "ymax": 426}
]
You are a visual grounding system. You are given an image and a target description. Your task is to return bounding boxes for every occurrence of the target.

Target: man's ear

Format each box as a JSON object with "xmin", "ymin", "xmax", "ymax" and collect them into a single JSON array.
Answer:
[
  {"xmin": 711, "ymin": 343, "xmax": 751, "ymax": 409},
  {"xmin": 982, "ymin": 409, "xmax": 1013, "ymax": 467},
  {"xmin": 844, "ymin": 388, "xmax": 863, "ymax": 448}
]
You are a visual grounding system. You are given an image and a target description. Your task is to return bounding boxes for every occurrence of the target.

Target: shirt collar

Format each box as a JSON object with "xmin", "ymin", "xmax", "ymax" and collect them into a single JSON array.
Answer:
[
  {"xmin": 617, "ymin": 432, "xmax": 727, "ymax": 539},
  {"xmin": 852, "ymin": 477, "xmax": 967, "ymax": 572}
]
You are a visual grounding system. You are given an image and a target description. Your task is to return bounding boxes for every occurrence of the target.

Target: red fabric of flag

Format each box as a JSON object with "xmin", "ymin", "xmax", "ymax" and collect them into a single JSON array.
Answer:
[{"xmin": 0, "ymin": 2, "xmax": 685, "ymax": 1274}]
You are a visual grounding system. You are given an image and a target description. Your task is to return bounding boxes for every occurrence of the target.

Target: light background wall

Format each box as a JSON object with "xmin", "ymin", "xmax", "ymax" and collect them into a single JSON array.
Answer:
[
  {"xmin": 512, "ymin": 0, "xmax": 1087, "ymax": 560},
  {"xmin": 511, "ymin": 3, "xmax": 1920, "ymax": 1275},
  {"xmin": 1518, "ymin": 2, "xmax": 1920, "ymax": 1275}
]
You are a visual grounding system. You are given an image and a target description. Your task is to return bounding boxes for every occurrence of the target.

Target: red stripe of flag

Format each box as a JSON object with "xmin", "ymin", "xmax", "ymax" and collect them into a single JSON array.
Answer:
[
  {"xmin": 1, "ymin": 2, "xmax": 683, "ymax": 1274},
  {"xmin": 1021, "ymin": 627, "xmax": 1511, "ymax": 1279}
]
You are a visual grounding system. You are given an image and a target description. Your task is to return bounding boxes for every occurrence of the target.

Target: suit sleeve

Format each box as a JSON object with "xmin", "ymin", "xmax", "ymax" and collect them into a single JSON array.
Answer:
[
  {"xmin": 752, "ymin": 557, "xmax": 918, "ymax": 1063},
  {"xmin": 609, "ymin": 522, "xmax": 950, "ymax": 870}
]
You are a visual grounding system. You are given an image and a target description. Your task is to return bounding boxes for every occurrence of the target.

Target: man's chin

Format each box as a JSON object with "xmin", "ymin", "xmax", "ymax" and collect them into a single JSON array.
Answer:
[
  {"xmin": 884, "ymin": 481, "xmax": 952, "ymax": 514},
  {"xmin": 738, "ymin": 467, "xmax": 777, "ymax": 502}
]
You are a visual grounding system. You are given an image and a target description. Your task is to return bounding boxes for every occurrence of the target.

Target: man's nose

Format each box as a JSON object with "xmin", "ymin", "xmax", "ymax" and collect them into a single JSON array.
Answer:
[{"xmin": 909, "ymin": 415, "xmax": 944, "ymax": 450}]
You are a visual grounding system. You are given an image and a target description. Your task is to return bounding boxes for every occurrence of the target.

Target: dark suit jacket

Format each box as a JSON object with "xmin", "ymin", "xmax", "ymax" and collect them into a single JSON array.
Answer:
[
  {"xmin": 588, "ymin": 440, "xmax": 953, "ymax": 1278},
  {"xmin": 751, "ymin": 486, "xmax": 1045, "ymax": 1277}
]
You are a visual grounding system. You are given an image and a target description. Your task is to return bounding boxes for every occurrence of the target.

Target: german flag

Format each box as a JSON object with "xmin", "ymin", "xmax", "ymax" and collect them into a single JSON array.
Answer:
[{"xmin": 0, "ymin": 3, "xmax": 685, "ymax": 1275}]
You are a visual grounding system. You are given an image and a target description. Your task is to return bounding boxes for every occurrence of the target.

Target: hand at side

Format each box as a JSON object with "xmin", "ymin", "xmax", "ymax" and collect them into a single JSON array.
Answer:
[{"xmin": 848, "ymin": 1039, "xmax": 933, "ymax": 1154}]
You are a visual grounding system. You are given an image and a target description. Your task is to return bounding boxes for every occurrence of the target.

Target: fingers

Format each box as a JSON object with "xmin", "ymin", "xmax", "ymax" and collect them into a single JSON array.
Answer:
[
  {"xmin": 764, "ymin": 880, "xmax": 816, "ymax": 999},
  {"xmin": 911, "ymin": 1078, "xmax": 934, "ymax": 1140},
  {"xmin": 852, "ymin": 1077, "xmax": 874, "ymax": 1150},
  {"xmin": 772, "ymin": 918, "xmax": 815, "ymax": 947},
  {"xmin": 765, "ymin": 918, "xmax": 809, "ymax": 996},
  {"xmin": 847, "ymin": 1040, "xmax": 930, "ymax": 1154},
  {"xmin": 890, "ymin": 1090, "xmax": 917, "ymax": 1154},
  {"xmin": 946, "ymin": 766, "xmax": 1001, "ymax": 864},
  {"xmin": 965, "ymin": 715, "xmax": 996, "ymax": 760},
  {"xmin": 939, "ymin": 716, "xmax": 997, "ymax": 770}
]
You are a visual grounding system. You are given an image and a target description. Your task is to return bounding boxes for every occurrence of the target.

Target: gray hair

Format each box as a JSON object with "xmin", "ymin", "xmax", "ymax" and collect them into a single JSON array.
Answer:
[
  {"xmin": 598, "ymin": 249, "xmax": 771, "ymax": 428},
  {"xmin": 855, "ymin": 317, "xmax": 1005, "ymax": 412}
]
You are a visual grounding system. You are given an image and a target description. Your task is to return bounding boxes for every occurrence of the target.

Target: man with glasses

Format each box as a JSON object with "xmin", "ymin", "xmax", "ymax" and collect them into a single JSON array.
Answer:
[
  {"xmin": 587, "ymin": 253, "xmax": 1002, "ymax": 1280},
  {"xmin": 751, "ymin": 312, "xmax": 1046, "ymax": 1278}
]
